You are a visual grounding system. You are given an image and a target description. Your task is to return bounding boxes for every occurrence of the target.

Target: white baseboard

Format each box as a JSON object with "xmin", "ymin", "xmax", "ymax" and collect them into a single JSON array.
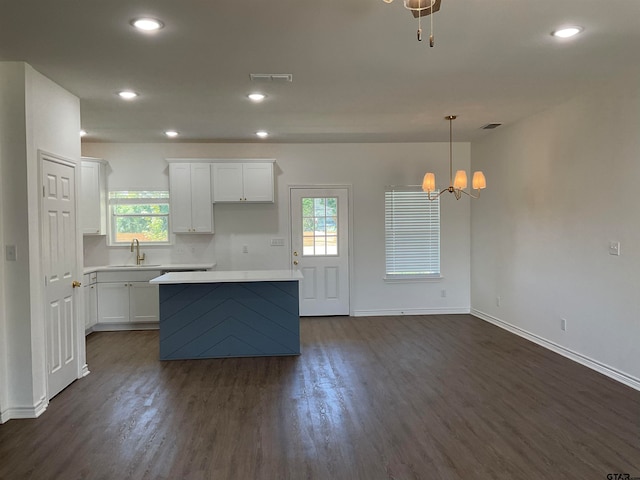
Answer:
[
  {"xmin": 472, "ymin": 309, "xmax": 640, "ymax": 392},
  {"xmin": 91, "ymin": 323, "xmax": 159, "ymax": 332},
  {"xmin": 81, "ymin": 363, "xmax": 90, "ymax": 378},
  {"xmin": 352, "ymin": 307, "xmax": 470, "ymax": 317},
  {"xmin": 0, "ymin": 396, "xmax": 48, "ymax": 423}
]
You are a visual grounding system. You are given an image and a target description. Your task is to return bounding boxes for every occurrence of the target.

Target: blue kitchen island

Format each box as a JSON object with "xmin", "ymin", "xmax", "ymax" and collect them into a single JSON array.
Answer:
[{"xmin": 150, "ymin": 270, "xmax": 303, "ymax": 360}]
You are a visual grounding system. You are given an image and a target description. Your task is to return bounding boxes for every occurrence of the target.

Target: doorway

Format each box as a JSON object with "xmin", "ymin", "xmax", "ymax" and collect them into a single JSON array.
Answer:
[{"xmin": 290, "ymin": 187, "xmax": 350, "ymax": 316}]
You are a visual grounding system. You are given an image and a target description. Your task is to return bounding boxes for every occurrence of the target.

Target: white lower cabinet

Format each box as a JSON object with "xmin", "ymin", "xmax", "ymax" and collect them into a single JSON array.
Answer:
[
  {"xmin": 83, "ymin": 272, "xmax": 98, "ymax": 333},
  {"xmin": 130, "ymin": 282, "xmax": 160, "ymax": 322},
  {"xmin": 96, "ymin": 270, "xmax": 161, "ymax": 328},
  {"xmin": 97, "ymin": 283, "xmax": 129, "ymax": 323}
]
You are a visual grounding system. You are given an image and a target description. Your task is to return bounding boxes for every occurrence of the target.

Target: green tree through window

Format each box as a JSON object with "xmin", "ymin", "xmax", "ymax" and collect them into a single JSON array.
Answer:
[{"xmin": 109, "ymin": 191, "xmax": 170, "ymax": 244}]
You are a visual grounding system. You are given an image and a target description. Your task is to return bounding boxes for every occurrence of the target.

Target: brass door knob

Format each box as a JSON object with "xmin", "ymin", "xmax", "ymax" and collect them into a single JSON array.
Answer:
[
  {"xmin": 72, "ymin": 280, "xmax": 82, "ymax": 288},
  {"xmin": 293, "ymin": 260, "xmax": 299, "ymax": 265}
]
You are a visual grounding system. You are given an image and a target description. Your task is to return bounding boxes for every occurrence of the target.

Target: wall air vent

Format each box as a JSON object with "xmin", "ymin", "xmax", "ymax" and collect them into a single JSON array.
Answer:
[
  {"xmin": 482, "ymin": 123, "xmax": 502, "ymax": 130},
  {"xmin": 250, "ymin": 73, "xmax": 293, "ymax": 83}
]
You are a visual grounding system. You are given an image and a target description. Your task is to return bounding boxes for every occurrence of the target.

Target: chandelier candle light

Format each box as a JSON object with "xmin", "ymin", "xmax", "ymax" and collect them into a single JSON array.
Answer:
[{"xmin": 422, "ymin": 116, "xmax": 486, "ymax": 200}]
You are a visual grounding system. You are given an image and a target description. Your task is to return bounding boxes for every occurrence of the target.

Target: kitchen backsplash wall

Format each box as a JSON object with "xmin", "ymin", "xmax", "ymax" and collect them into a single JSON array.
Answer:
[
  {"xmin": 82, "ymin": 234, "xmax": 215, "ymax": 268},
  {"xmin": 81, "ymin": 142, "xmax": 472, "ymax": 315}
]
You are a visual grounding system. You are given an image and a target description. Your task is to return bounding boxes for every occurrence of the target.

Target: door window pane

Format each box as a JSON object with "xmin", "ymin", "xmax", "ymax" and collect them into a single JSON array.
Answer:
[{"xmin": 302, "ymin": 197, "xmax": 338, "ymax": 256}]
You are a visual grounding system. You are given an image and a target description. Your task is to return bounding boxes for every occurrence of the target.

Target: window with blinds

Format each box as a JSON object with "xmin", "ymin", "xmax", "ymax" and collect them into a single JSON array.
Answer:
[{"xmin": 384, "ymin": 186, "xmax": 440, "ymax": 278}]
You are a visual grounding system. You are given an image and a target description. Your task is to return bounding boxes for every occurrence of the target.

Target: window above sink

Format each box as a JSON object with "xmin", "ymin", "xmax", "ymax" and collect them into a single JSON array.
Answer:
[{"xmin": 108, "ymin": 191, "xmax": 170, "ymax": 246}]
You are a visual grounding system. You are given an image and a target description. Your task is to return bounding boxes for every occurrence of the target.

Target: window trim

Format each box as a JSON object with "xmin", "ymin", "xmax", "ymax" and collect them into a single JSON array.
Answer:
[{"xmin": 384, "ymin": 185, "xmax": 441, "ymax": 280}]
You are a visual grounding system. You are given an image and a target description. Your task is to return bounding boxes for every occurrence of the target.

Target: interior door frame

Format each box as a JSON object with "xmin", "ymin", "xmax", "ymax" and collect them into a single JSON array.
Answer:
[
  {"xmin": 288, "ymin": 184, "xmax": 354, "ymax": 316},
  {"xmin": 38, "ymin": 150, "xmax": 88, "ymax": 402}
]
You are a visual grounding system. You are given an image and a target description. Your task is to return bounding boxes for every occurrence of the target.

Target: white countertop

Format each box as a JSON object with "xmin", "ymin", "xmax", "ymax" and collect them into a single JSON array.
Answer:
[
  {"xmin": 150, "ymin": 269, "xmax": 304, "ymax": 284},
  {"xmin": 83, "ymin": 263, "xmax": 216, "ymax": 274}
]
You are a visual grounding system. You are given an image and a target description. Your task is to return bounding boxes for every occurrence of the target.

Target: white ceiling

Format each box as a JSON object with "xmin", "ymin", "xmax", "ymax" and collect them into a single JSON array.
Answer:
[{"xmin": 1, "ymin": 0, "xmax": 639, "ymax": 143}]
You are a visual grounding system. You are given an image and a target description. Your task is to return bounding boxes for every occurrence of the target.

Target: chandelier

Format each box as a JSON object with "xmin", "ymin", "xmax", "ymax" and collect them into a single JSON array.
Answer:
[
  {"xmin": 422, "ymin": 116, "xmax": 487, "ymax": 200},
  {"xmin": 383, "ymin": 0, "xmax": 442, "ymax": 45}
]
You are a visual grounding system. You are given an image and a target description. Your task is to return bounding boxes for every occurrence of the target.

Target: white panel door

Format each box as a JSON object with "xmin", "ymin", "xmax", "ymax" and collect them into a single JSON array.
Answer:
[
  {"xmin": 290, "ymin": 187, "xmax": 350, "ymax": 316},
  {"xmin": 42, "ymin": 157, "xmax": 79, "ymax": 399}
]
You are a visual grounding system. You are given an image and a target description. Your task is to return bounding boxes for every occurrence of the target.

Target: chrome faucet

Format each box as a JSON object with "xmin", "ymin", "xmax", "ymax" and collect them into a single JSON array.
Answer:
[{"xmin": 130, "ymin": 238, "xmax": 145, "ymax": 265}]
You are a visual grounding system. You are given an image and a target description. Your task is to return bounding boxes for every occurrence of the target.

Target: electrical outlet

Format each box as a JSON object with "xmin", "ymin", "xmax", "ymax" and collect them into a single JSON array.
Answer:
[
  {"xmin": 441, "ymin": 289, "xmax": 446, "ymax": 298},
  {"xmin": 242, "ymin": 245, "xmax": 248, "ymax": 253},
  {"xmin": 496, "ymin": 296, "xmax": 501, "ymax": 307},
  {"xmin": 561, "ymin": 318, "xmax": 567, "ymax": 331}
]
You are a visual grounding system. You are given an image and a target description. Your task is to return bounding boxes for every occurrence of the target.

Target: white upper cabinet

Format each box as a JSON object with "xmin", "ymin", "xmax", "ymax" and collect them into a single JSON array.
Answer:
[
  {"xmin": 212, "ymin": 161, "xmax": 274, "ymax": 203},
  {"xmin": 212, "ymin": 163, "xmax": 243, "ymax": 202},
  {"xmin": 169, "ymin": 162, "xmax": 214, "ymax": 233},
  {"xmin": 80, "ymin": 158, "xmax": 107, "ymax": 235}
]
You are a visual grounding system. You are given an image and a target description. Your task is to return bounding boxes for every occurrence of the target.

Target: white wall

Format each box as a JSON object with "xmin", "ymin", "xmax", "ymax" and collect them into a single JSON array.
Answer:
[
  {"xmin": 25, "ymin": 65, "xmax": 83, "ymax": 410},
  {"xmin": 0, "ymin": 63, "xmax": 81, "ymax": 422},
  {"xmin": 82, "ymin": 142, "xmax": 472, "ymax": 315},
  {"xmin": 0, "ymin": 63, "xmax": 32, "ymax": 421},
  {"xmin": 471, "ymin": 74, "xmax": 640, "ymax": 387}
]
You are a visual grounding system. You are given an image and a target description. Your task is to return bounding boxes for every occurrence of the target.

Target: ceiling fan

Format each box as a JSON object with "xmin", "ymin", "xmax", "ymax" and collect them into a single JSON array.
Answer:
[{"xmin": 384, "ymin": 0, "xmax": 442, "ymax": 45}]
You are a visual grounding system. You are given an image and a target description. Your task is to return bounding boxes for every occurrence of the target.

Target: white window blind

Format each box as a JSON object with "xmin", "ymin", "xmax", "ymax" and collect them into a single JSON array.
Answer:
[{"xmin": 385, "ymin": 186, "xmax": 440, "ymax": 278}]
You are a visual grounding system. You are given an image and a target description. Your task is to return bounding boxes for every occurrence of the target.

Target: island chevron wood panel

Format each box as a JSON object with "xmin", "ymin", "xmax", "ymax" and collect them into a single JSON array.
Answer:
[{"xmin": 159, "ymin": 281, "xmax": 300, "ymax": 360}]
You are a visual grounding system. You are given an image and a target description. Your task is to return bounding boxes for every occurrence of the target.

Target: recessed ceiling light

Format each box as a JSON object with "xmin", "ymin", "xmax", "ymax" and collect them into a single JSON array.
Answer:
[
  {"xmin": 552, "ymin": 26, "xmax": 583, "ymax": 38},
  {"xmin": 118, "ymin": 90, "xmax": 138, "ymax": 100},
  {"xmin": 248, "ymin": 93, "xmax": 266, "ymax": 102},
  {"xmin": 80, "ymin": 130, "xmax": 87, "ymax": 137},
  {"xmin": 256, "ymin": 131, "xmax": 269, "ymax": 138},
  {"xmin": 165, "ymin": 130, "xmax": 179, "ymax": 138},
  {"xmin": 131, "ymin": 18, "xmax": 164, "ymax": 32}
]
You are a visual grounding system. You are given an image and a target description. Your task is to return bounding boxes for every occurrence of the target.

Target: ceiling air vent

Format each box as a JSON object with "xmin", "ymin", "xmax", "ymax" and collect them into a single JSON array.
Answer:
[
  {"xmin": 250, "ymin": 73, "xmax": 293, "ymax": 83},
  {"xmin": 481, "ymin": 123, "xmax": 502, "ymax": 130}
]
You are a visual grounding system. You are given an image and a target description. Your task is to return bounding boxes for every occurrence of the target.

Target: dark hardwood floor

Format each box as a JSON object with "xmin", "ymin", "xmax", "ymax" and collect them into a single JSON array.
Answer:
[{"xmin": 1, "ymin": 315, "xmax": 638, "ymax": 480}]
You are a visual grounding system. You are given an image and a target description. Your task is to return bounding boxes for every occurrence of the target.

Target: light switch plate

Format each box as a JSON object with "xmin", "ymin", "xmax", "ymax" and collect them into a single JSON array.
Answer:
[{"xmin": 609, "ymin": 241, "xmax": 620, "ymax": 256}]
